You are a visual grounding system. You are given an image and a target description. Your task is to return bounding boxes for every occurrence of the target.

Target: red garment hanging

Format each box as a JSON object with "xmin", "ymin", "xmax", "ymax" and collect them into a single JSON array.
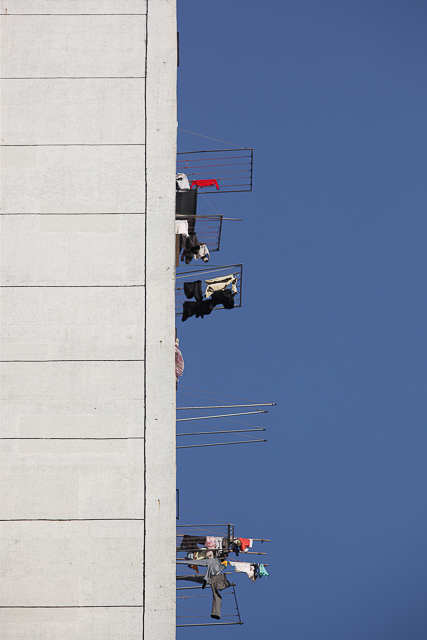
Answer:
[
  {"xmin": 190, "ymin": 179, "xmax": 219, "ymax": 190},
  {"xmin": 239, "ymin": 538, "xmax": 251, "ymax": 551}
]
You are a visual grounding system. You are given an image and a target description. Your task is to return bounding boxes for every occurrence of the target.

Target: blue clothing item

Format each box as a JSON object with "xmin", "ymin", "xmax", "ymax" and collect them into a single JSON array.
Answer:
[{"xmin": 259, "ymin": 564, "xmax": 269, "ymax": 578}]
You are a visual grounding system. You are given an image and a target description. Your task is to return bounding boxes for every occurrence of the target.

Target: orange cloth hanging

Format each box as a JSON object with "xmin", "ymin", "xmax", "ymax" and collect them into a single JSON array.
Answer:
[{"xmin": 239, "ymin": 538, "xmax": 251, "ymax": 551}]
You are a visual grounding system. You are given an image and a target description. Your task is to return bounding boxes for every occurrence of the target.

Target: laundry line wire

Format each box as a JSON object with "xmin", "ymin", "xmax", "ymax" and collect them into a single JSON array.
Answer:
[
  {"xmin": 177, "ymin": 390, "xmax": 236, "ymax": 404},
  {"xmin": 177, "ymin": 605, "xmax": 237, "ymax": 620},
  {"xmin": 178, "ymin": 128, "xmax": 247, "ymax": 149},
  {"xmin": 200, "ymin": 194, "xmax": 221, "ymax": 217},
  {"xmin": 177, "ymin": 505, "xmax": 230, "ymax": 524},
  {"xmin": 177, "ymin": 417, "xmax": 264, "ymax": 441},
  {"xmin": 178, "ymin": 385, "xmax": 265, "ymax": 404},
  {"xmin": 177, "ymin": 406, "xmax": 268, "ymax": 428}
]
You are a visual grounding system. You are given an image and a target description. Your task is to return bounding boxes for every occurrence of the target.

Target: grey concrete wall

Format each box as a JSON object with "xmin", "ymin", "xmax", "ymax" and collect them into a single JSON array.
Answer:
[{"xmin": 1, "ymin": 1, "xmax": 176, "ymax": 638}]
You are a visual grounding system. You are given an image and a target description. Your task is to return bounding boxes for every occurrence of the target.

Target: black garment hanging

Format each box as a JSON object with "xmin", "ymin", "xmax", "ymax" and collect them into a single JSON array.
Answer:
[
  {"xmin": 218, "ymin": 537, "xmax": 229, "ymax": 560},
  {"xmin": 184, "ymin": 280, "xmax": 203, "ymax": 303},
  {"xmin": 181, "ymin": 288, "xmax": 234, "ymax": 321},
  {"xmin": 230, "ymin": 542, "xmax": 240, "ymax": 556},
  {"xmin": 181, "ymin": 232, "xmax": 201, "ymax": 264},
  {"xmin": 179, "ymin": 534, "xmax": 207, "ymax": 551},
  {"xmin": 182, "ymin": 300, "xmax": 215, "ymax": 322},
  {"xmin": 209, "ymin": 288, "xmax": 235, "ymax": 310}
]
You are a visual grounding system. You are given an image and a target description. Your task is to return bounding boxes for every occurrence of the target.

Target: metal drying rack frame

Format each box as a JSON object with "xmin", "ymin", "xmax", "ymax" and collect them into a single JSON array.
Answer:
[{"xmin": 176, "ymin": 148, "xmax": 253, "ymax": 194}]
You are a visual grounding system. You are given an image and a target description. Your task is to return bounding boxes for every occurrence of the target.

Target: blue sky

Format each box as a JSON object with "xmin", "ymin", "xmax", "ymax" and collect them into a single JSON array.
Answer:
[{"xmin": 175, "ymin": 1, "xmax": 427, "ymax": 637}]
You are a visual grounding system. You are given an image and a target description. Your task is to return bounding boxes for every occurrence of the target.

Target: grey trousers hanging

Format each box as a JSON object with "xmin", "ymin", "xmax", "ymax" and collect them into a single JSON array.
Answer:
[{"xmin": 210, "ymin": 574, "xmax": 231, "ymax": 619}]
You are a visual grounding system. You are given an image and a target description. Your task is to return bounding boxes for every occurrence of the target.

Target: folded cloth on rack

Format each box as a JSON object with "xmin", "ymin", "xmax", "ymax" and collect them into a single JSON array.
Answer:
[
  {"xmin": 176, "ymin": 173, "xmax": 190, "ymax": 190},
  {"xmin": 214, "ymin": 537, "xmax": 223, "ymax": 550},
  {"xmin": 175, "ymin": 220, "xmax": 189, "ymax": 236},
  {"xmin": 183, "ymin": 280, "xmax": 203, "ymax": 303},
  {"xmin": 210, "ymin": 574, "xmax": 231, "ymax": 619},
  {"xmin": 194, "ymin": 244, "xmax": 210, "ymax": 263},
  {"xmin": 184, "ymin": 549, "xmax": 212, "ymax": 560},
  {"xmin": 205, "ymin": 536, "xmax": 223, "ymax": 550},
  {"xmin": 227, "ymin": 561, "xmax": 256, "ymax": 581},
  {"xmin": 210, "ymin": 289, "xmax": 235, "ymax": 309},
  {"xmin": 190, "ymin": 549, "xmax": 213, "ymax": 560},
  {"xmin": 204, "ymin": 274, "xmax": 238, "ymax": 298},
  {"xmin": 179, "ymin": 535, "xmax": 207, "ymax": 551},
  {"xmin": 259, "ymin": 564, "xmax": 269, "ymax": 578},
  {"xmin": 175, "ymin": 339, "xmax": 184, "ymax": 382}
]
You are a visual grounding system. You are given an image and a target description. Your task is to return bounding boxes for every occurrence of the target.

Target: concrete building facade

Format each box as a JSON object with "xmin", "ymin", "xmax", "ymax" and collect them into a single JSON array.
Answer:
[{"xmin": 1, "ymin": 1, "xmax": 177, "ymax": 638}]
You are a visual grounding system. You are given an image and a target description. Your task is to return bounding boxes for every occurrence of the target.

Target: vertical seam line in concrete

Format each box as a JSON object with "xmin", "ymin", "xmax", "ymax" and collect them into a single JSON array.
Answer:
[{"xmin": 142, "ymin": 3, "xmax": 149, "ymax": 639}]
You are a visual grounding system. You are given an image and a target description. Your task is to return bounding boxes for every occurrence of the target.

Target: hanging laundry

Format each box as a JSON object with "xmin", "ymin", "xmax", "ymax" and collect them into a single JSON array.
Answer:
[
  {"xmin": 179, "ymin": 535, "xmax": 206, "ymax": 551},
  {"xmin": 186, "ymin": 549, "xmax": 213, "ymax": 561},
  {"xmin": 194, "ymin": 243, "xmax": 210, "ymax": 263},
  {"xmin": 180, "ymin": 232, "xmax": 201, "ymax": 264},
  {"xmin": 181, "ymin": 300, "xmax": 214, "ymax": 322},
  {"xmin": 205, "ymin": 536, "xmax": 223, "ymax": 550},
  {"xmin": 175, "ymin": 219, "xmax": 189, "ymax": 236},
  {"xmin": 181, "ymin": 231, "xmax": 200, "ymax": 254},
  {"xmin": 210, "ymin": 288, "xmax": 235, "ymax": 309},
  {"xmin": 176, "ymin": 557, "xmax": 225, "ymax": 584},
  {"xmin": 176, "ymin": 173, "xmax": 190, "ymax": 190},
  {"xmin": 238, "ymin": 538, "xmax": 253, "ymax": 552},
  {"xmin": 227, "ymin": 561, "xmax": 256, "ymax": 582},
  {"xmin": 221, "ymin": 537, "xmax": 229, "ymax": 556},
  {"xmin": 230, "ymin": 541, "xmax": 241, "ymax": 556},
  {"xmin": 214, "ymin": 537, "xmax": 223, "ymax": 551},
  {"xmin": 259, "ymin": 564, "xmax": 269, "ymax": 578},
  {"xmin": 204, "ymin": 274, "xmax": 238, "ymax": 298},
  {"xmin": 175, "ymin": 573, "xmax": 231, "ymax": 620},
  {"xmin": 183, "ymin": 280, "xmax": 203, "ymax": 303},
  {"xmin": 190, "ymin": 179, "xmax": 219, "ymax": 190},
  {"xmin": 210, "ymin": 573, "xmax": 231, "ymax": 619},
  {"xmin": 175, "ymin": 339, "xmax": 184, "ymax": 382}
]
